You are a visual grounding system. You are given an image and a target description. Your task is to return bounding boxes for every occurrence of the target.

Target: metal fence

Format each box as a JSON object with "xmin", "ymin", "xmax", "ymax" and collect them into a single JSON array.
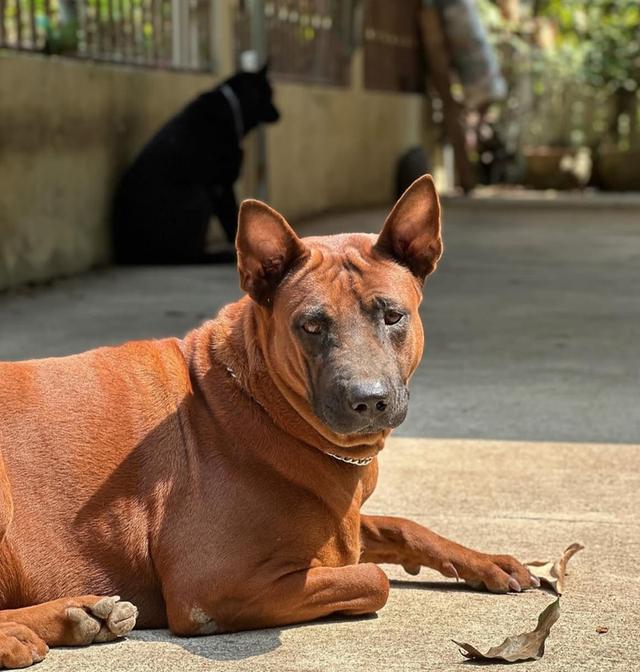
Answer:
[
  {"xmin": 235, "ymin": 0, "xmax": 422, "ymax": 91},
  {"xmin": 234, "ymin": 0, "xmax": 354, "ymax": 87},
  {"xmin": 2, "ymin": 0, "xmax": 424, "ymax": 90},
  {"xmin": 363, "ymin": 0, "xmax": 424, "ymax": 93},
  {"xmin": 0, "ymin": 0, "xmax": 214, "ymax": 69}
]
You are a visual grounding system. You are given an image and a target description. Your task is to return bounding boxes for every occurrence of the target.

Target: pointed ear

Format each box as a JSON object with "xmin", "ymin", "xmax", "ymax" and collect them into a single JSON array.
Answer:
[
  {"xmin": 236, "ymin": 199, "xmax": 308, "ymax": 306},
  {"xmin": 374, "ymin": 174, "xmax": 443, "ymax": 281}
]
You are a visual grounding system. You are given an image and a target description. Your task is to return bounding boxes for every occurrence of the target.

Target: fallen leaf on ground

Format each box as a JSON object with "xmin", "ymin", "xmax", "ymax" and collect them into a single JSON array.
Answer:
[
  {"xmin": 525, "ymin": 542, "xmax": 584, "ymax": 594},
  {"xmin": 596, "ymin": 625, "xmax": 609, "ymax": 634},
  {"xmin": 453, "ymin": 599, "xmax": 560, "ymax": 663}
]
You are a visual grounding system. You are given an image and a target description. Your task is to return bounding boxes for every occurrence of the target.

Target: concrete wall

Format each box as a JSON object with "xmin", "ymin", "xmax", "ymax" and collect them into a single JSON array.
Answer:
[
  {"xmin": 0, "ymin": 50, "xmax": 429, "ymax": 289},
  {"xmin": 267, "ymin": 83, "xmax": 426, "ymax": 220},
  {"xmin": 0, "ymin": 52, "xmax": 216, "ymax": 289}
]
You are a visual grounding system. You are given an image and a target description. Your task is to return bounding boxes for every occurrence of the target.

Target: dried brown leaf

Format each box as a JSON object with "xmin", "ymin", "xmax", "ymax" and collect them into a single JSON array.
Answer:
[
  {"xmin": 526, "ymin": 542, "xmax": 585, "ymax": 594},
  {"xmin": 453, "ymin": 599, "xmax": 560, "ymax": 663},
  {"xmin": 596, "ymin": 625, "xmax": 609, "ymax": 634}
]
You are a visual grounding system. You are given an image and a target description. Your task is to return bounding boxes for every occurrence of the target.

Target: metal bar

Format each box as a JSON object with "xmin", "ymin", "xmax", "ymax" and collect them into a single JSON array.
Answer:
[
  {"xmin": 248, "ymin": 0, "xmax": 268, "ymax": 200},
  {"xmin": 161, "ymin": 0, "xmax": 167, "ymax": 64},
  {"xmin": 247, "ymin": 0, "xmax": 266, "ymax": 62},
  {"xmin": 120, "ymin": 0, "xmax": 127, "ymax": 58},
  {"xmin": 170, "ymin": 0, "xmax": 183, "ymax": 67},
  {"xmin": 161, "ymin": 0, "xmax": 170, "ymax": 64},
  {"xmin": 188, "ymin": 0, "xmax": 199, "ymax": 68},
  {"xmin": 151, "ymin": 0, "xmax": 158, "ymax": 63},
  {"xmin": 16, "ymin": 0, "xmax": 23, "ymax": 47},
  {"xmin": 96, "ymin": 0, "xmax": 104, "ymax": 55},
  {"xmin": 128, "ymin": 0, "xmax": 136, "ymax": 60},
  {"xmin": 157, "ymin": 0, "xmax": 164, "ymax": 63},
  {"xmin": 0, "ymin": 0, "xmax": 6, "ymax": 46},
  {"xmin": 209, "ymin": 0, "xmax": 220, "ymax": 72},
  {"xmin": 146, "ymin": 0, "xmax": 154, "ymax": 63},
  {"xmin": 28, "ymin": 0, "xmax": 36, "ymax": 47},
  {"xmin": 77, "ymin": 0, "xmax": 87, "ymax": 54},
  {"xmin": 107, "ymin": 0, "xmax": 115, "ymax": 53},
  {"xmin": 117, "ymin": 0, "xmax": 124, "ymax": 58},
  {"xmin": 43, "ymin": 0, "xmax": 51, "ymax": 49},
  {"xmin": 114, "ymin": 0, "xmax": 124, "ymax": 58}
]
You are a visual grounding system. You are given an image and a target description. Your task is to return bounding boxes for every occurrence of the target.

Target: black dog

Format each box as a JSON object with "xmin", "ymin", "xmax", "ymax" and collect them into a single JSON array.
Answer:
[{"xmin": 112, "ymin": 65, "xmax": 279, "ymax": 264}]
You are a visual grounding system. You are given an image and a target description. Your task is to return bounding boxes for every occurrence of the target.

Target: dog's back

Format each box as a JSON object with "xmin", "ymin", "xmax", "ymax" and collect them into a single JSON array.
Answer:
[{"xmin": 0, "ymin": 338, "xmax": 191, "ymax": 479}]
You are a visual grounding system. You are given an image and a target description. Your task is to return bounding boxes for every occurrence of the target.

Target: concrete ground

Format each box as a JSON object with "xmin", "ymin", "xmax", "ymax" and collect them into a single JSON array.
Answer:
[
  {"xmin": 0, "ymin": 196, "xmax": 638, "ymax": 670},
  {"xmin": 1, "ymin": 196, "xmax": 638, "ymax": 443}
]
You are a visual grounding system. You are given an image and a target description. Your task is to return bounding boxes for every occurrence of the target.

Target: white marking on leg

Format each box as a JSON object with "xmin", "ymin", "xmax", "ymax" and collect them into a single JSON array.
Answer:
[{"xmin": 190, "ymin": 606, "xmax": 218, "ymax": 635}]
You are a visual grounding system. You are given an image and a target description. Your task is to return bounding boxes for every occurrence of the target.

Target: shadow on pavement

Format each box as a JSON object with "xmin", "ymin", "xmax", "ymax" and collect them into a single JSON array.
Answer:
[
  {"xmin": 130, "ymin": 627, "xmax": 282, "ymax": 662},
  {"xmin": 390, "ymin": 579, "xmax": 494, "ymax": 595},
  {"xmin": 129, "ymin": 613, "xmax": 380, "ymax": 662}
]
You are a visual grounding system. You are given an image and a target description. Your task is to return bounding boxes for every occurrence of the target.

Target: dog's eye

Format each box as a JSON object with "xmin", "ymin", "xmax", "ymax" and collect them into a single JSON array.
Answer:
[
  {"xmin": 302, "ymin": 320, "xmax": 323, "ymax": 335},
  {"xmin": 384, "ymin": 310, "xmax": 404, "ymax": 326}
]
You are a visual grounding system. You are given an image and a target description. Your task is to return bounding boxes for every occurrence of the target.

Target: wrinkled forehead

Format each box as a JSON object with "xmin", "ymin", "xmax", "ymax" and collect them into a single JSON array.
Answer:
[{"xmin": 274, "ymin": 233, "xmax": 422, "ymax": 316}]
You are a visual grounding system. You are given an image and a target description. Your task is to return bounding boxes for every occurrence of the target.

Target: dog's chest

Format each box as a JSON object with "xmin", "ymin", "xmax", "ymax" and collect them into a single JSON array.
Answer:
[
  {"xmin": 193, "ymin": 453, "xmax": 364, "ymax": 574},
  {"xmin": 310, "ymin": 505, "xmax": 363, "ymax": 568}
]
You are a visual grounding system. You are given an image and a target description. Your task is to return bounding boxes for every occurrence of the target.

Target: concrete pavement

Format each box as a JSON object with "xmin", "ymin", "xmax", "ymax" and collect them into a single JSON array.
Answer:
[
  {"xmin": 0, "ymin": 197, "xmax": 639, "ymax": 670},
  {"xmin": 33, "ymin": 439, "xmax": 640, "ymax": 671}
]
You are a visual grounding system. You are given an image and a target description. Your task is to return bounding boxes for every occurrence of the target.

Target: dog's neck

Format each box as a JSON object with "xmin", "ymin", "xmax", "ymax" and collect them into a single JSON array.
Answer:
[
  {"xmin": 184, "ymin": 297, "xmax": 387, "ymax": 463},
  {"xmin": 214, "ymin": 81, "xmax": 265, "ymax": 140}
]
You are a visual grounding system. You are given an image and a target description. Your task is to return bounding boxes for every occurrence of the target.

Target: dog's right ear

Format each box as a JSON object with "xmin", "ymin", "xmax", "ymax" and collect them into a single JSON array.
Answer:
[{"xmin": 236, "ymin": 199, "xmax": 308, "ymax": 306}]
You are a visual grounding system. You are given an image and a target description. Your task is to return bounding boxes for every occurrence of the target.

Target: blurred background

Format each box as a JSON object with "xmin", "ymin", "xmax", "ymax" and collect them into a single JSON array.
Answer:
[
  {"xmin": 2, "ymin": 0, "xmax": 638, "ymax": 288},
  {"xmin": 0, "ymin": 0, "xmax": 638, "ymax": 443}
]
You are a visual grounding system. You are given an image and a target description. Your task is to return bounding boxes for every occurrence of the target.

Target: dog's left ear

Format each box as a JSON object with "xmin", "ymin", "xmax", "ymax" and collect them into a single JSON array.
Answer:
[
  {"xmin": 237, "ymin": 199, "xmax": 308, "ymax": 306},
  {"xmin": 375, "ymin": 174, "xmax": 443, "ymax": 281},
  {"xmin": 259, "ymin": 59, "xmax": 270, "ymax": 75}
]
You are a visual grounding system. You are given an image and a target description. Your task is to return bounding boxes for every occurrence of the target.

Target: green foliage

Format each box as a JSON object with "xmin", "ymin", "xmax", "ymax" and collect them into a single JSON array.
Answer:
[
  {"xmin": 538, "ymin": 0, "xmax": 640, "ymax": 92},
  {"xmin": 476, "ymin": 0, "xmax": 640, "ymax": 150}
]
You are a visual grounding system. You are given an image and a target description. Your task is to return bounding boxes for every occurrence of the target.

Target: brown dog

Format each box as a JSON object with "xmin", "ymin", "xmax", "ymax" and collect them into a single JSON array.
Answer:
[{"xmin": 0, "ymin": 176, "xmax": 537, "ymax": 668}]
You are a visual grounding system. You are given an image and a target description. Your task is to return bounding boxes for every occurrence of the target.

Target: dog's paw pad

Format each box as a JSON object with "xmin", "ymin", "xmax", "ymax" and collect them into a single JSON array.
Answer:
[
  {"xmin": 106, "ymin": 601, "xmax": 138, "ymax": 637},
  {"xmin": 65, "ymin": 607, "xmax": 101, "ymax": 643},
  {"xmin": 90, "ymin": 595, "xmax": 120, "ymax": 620},
  {"xmin": 64, "ymin": 596, "xmax": 138, "ymax": 644},
  {"xmin": 89, "ymin": 596, "xmax": 138, "ymax": 640}
]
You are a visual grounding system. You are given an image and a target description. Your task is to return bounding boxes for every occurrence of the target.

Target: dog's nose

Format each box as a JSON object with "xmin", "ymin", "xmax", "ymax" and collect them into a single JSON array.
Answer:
[{"xmin": 348, "ymin": 381, "xmax": 390, "ymax": 416}]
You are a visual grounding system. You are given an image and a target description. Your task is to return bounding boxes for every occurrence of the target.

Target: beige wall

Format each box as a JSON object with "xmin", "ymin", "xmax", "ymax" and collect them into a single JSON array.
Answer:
[
  {"xmin": 0, "ymin": 50, "xmax": 429, "ymax": 289},
  {"xmin": 0, "ymin": 52, "xmax": 215, "ymax": 289},
  {"xmin": 267, "ymin": 83, "xmax": 426, "ymax": 220}
]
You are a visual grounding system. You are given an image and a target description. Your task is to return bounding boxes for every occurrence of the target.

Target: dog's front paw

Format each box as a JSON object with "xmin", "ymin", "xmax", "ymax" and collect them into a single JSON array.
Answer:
[
  {"xmin": 444, "ymin": 552, "xmax": 540, "ymax": 593},
  {"xmin": 65, "ymin": 595, "xmax": 138, "ymax": 644},
  {"xmin": 0, "ymin": 622, "xmax": 49, "ymax": 668}
]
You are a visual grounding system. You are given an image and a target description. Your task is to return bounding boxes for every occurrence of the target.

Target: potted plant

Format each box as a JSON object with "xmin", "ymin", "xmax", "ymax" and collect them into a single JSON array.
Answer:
[
  {"xmin": 478, "ymin": 0, "xmax": 640, "ymax": 190},
  {"xmin": 476, "ymin": 0, "xmax": 594, "ymax": 189},
  {"xmin": 579, "ymin": 0, "xmax": 640, "ymax": 190}
]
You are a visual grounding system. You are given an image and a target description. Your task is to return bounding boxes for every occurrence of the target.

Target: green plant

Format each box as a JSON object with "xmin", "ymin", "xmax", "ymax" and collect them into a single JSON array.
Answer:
[{"xmin": 477, "ymin": 0, "xmax": 640, "ymax": 152}]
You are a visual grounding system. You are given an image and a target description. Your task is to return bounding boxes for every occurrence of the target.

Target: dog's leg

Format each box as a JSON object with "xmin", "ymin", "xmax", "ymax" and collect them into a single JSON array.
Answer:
[
  {"xmin": 167, "ymin": 563, "xmax": 389, "ymax": 635},
  {"xmin": 360, "ymin": 515, "xmax": 538, "ymax": 593},
  {"xmin": 0, "ymin": 595, "xmax": 138, "ymax": 649}
]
